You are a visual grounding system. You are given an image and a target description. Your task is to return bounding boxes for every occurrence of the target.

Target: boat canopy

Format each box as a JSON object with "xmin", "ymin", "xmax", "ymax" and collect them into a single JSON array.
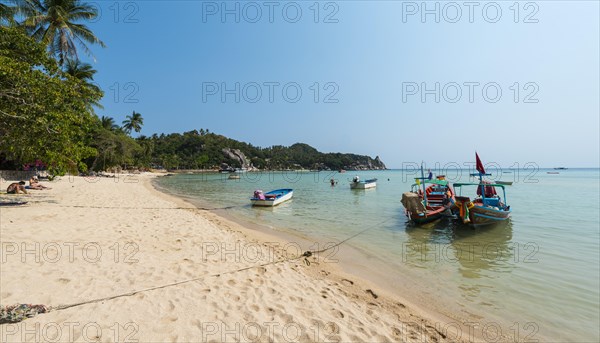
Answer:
[
  {"xmin": 453, "ymin": 182, "xmax": 508, "ymax": 204},
  {"xmin": 412, "ymin": 179, "xmax": 448, "ymax": 187},
  {"xmin": 453, "ymin": 182, "xmax": 506, "ymax": 189}
]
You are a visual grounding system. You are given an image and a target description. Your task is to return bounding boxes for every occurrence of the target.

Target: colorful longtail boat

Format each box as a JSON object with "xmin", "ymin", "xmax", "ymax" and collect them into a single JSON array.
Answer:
[
  {"xmin": 401, "ymin": 166, "xmax": 455, "ymax": 224},
  {"xmin": 453, "ymin": 153, "xmax": 511, "ymax": 226}
]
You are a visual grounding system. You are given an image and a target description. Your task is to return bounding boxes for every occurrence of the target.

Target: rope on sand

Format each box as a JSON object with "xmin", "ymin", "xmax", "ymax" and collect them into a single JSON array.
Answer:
[{"xmin": 0, "ymin": 218, "xmax": 389, "ymax": 324}]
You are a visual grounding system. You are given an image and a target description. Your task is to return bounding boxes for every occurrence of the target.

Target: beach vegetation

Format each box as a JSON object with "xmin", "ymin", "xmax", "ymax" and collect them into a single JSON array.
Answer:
[{"xmin": 0, "ymin": 26, "xmax": 101, "ymax": 174}]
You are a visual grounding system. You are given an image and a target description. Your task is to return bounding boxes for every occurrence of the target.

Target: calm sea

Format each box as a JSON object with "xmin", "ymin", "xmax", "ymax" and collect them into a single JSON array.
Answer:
[{"xmin": 156, "ymin": 169, "xmax": 600, "ymax": 342}]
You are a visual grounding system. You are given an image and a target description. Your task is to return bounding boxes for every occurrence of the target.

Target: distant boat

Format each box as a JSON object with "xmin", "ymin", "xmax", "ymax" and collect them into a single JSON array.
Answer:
[
  {"xmin": 339, "ymin": 169, "xmax": 346, "ymax": 173},
  {"xmin": 453, "ymin": 153, "xmax": 511, "ymax": 226},
  {"xmin": 350, "ymin": 176, "xmax": 377, "ymax": 189},
  {"xmin": 251, "ymin": 189, "xmax": 293, "ymax": 207},
  {"xmin": 228, "ymin": 174, "xmax": 240, "ymax": 179},
  {"xmin": 495, "ymin": 180, "xmax": 513, "ymax": 185},
  {"xmin": 401, "ymin": 173, "xmax": 455, "ymax": 225},
  {"xmin": 547, "ymin": 172, "xmax": 560, "ymax": 174},
  {"xmin": 503, "ymin": 171, "xmax": 512, "ymax": 174},
  {"xmin": 554, "ymin": 167, "xmax": 568, "ymax": 170}
]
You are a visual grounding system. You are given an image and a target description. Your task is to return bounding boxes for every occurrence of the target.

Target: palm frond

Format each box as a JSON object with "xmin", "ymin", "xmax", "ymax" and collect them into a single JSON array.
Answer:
[{"xmin": 17, "ymin": 0, "xmax": 104, "ymax": 65}]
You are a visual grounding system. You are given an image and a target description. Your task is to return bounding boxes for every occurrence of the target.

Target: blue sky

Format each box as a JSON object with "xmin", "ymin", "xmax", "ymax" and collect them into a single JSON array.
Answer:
[{"xmin": 83, "ymin": 1, "xmax": 599, "ymax": 168}]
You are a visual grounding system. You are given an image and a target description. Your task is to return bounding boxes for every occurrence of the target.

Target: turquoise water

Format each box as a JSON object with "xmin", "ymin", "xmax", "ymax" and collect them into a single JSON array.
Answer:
[{"xmin": 156, "ymin": 169, "xmax": 600, "ymax": 342}]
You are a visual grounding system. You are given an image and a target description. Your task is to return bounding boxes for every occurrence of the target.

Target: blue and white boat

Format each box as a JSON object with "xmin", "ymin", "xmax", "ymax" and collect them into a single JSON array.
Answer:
[
  {"xmin": 251, "ymin": 189, "xmax": 293, "ymax": 207},
  {"xmin": 350, "ymin": 176, "xmax": 377, "ymax": 189}
]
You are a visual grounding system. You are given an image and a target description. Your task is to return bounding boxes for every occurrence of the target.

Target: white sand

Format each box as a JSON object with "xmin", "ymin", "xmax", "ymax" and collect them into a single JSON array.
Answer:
[{"xmin": 0, "ymin": 174, "xmax": 470, "ymax": 342}]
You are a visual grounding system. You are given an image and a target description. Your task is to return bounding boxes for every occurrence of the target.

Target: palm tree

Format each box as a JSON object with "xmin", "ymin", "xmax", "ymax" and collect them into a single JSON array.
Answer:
[
  {"xmin": 20, "ymin": 0, "xmax": 105, "ymax": 65},
  {"xmin": 100, "ymin": 116, "xmax": 119, "ymax": 131},
  {"xmin": 64, "ymin": 58, "xmax": 99, "ymax": 90},
  {"xmin": 64, "ymin": 58, "xmax": 94, "ymax": 79},
  {"xmin": 136, "ymin": 135, "xmax": 154, "ymax": 166},
  {"xmin": 64, "ymin": 58, "xmax": 102, "ymax": 111},
  {"xmin": 0, "ymin": 1, "xmax": 16, "ymax": 25},
  {"xmin": 122, "ymin": 111, "xmax": 143, "ymax": 135}
]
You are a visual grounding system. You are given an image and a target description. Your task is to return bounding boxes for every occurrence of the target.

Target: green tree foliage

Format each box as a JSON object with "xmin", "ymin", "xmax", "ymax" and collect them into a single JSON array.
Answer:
[
  {"xmin": 18, "ymin": 0, "xmax": 105, "ymax": 65},
  {"xmin": 85, "ymin": 122, "xmax": 140, "ymax": 171},
  {"xmin": 0, "ymin": 27, "xmax": 102, "ymax": 174},
  {"xmin": 100, "ymin": 115, "xmax": 119, "ymax": 131},
  {"xmin": 144, "ymin": 130, "xmax": 385, "ymax": 171},
  {"xmin": 122, "ymin": 111, "xmax": 143, "ymax": 135},
  {"xmin": 134, "ymin": 135, "xmax": 153, "ymax": 167},
  {"xmin": 0, "ymin": 1, "xmax": 16, "ymax": 26},
  {"xmin": 64, "ymin": 58, "xmax": 99, "ymax": 91},
  {"xmin": 63, "ymin": 58, "xmax": 102, "ymax": 111}
]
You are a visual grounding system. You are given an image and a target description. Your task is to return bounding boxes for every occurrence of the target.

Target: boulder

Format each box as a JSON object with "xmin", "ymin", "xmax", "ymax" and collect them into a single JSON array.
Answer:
[{"xmin": 222, "ymin": 148, "xmax": 251, "ymax": 169}]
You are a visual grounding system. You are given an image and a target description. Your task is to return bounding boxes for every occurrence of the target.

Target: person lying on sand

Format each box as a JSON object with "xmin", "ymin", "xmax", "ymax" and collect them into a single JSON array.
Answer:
[
  {"xmin": 28, "ymin": 176, "xmax": 51, "ymax": 190},
  {"xmin": 7, "ymin": 181, "xmax": 27, "ymax": 194}
]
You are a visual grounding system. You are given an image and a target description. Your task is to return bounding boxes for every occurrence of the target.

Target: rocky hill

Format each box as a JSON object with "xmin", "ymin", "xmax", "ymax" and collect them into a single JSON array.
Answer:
[{"xmin": 147, "ymin": 131, "xmax": 386, "ymax": 171}]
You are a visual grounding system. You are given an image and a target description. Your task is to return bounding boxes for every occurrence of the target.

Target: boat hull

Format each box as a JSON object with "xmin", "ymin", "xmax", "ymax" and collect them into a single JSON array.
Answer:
[
  {"xmin": 251, "ymin": 189, "xmax": 293, "ymax": 207},
  {"xmin": 407, "ymin": 207, "xmax": 448, "ymax": 224},
  {"xmin": 460, "ymin": 204, "xmax": 511, "ymax": 226},
  {"xmin": 411, "ymin": 215, "xmax": 442, "ymax": 224},
  {"xmin": 350, "ymin": 181, "xmax": 377, "ymax": 189}
]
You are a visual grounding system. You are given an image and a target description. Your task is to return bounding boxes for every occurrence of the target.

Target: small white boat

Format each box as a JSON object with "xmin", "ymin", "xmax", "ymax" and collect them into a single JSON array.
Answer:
[
  {"xmin": 251, "ymin": 189, "xmax": 293, "ymax": 207},
  {"xmin": 228, "ymin": 174, "xmax": 240, "ymax": 180},
  {"xmin": 350, "ymin": 177, "xmax": 377, "ymax": 189}
]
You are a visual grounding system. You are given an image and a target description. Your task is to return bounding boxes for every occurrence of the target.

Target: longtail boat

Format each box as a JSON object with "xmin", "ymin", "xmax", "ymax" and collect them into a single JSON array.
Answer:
[
  {"xmin": 453, "ymin": 153, "xmax": 511, "ymax": 226},
  {"xmin": 401, "ymin": 166, "xmax": 455, "ymax": 224}
]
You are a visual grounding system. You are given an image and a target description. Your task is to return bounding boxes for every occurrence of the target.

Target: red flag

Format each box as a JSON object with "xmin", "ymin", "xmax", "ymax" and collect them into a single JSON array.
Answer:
[{"xmin": 475, "ymin": 152, "xmax": 486, "ymax": 174}]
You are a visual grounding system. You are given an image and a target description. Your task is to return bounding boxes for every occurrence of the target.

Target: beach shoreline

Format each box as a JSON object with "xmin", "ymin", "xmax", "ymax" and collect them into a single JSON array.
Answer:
[
  {"xmin": 1, "ymin": 173, "xmax": 480, "ymax": 342},
  {"xmin": 150, "ymin": 177, "xmax": 460, "ymax": 321}
]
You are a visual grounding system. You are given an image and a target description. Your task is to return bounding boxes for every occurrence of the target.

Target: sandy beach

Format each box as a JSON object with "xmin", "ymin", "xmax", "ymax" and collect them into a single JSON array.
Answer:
[{"xmin": 1, "ymin": 174, "xmax": 469, "ymax": 342}]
